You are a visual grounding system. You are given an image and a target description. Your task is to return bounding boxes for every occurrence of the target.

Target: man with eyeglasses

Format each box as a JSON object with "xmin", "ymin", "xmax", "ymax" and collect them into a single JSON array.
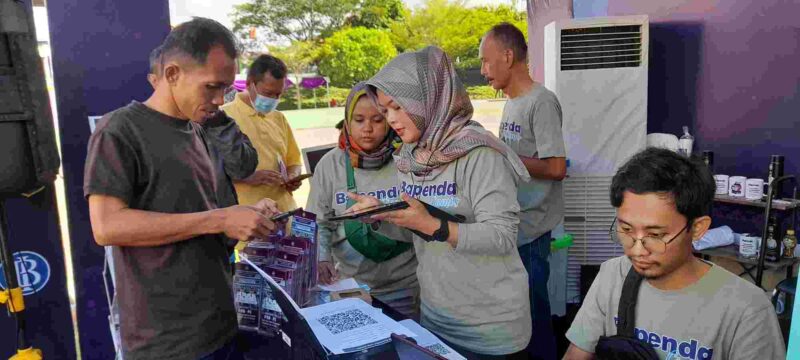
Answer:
[
  {"xmin": 85, "ymin": 18, "xmax": 280, "ymax": 359},
  {"xmin": 563, "ymin": 148, "xmax": 785, "ymax": 360}
]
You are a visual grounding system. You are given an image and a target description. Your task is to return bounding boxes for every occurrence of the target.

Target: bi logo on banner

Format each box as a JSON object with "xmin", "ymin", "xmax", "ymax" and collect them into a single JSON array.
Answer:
[{"xmin": 0, "ymin": 251, "xmax": 51, "ymax": 296}]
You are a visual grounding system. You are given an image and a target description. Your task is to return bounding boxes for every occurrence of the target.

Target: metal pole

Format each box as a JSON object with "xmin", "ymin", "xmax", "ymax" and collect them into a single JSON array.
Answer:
[
  {"xmin": 757, "ymin": 186, "xmax": 774, "ymax": 288},
  {"xmin": 756, "ymin": 175, "xmax": 796, "ymax": 287},
  {"xmin": 0, "ymin": 199, "xmax": 29, "ymax": 351}
]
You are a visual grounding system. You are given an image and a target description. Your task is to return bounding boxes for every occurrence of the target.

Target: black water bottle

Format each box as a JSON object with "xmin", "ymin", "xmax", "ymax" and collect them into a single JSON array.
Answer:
[
  {"xmin": 701, "ymin": 151, "xmax": 714, "ymax": 172},
  {"xmin": 767, "ymin": 155, "xmax": 785, "ymax": 199}
]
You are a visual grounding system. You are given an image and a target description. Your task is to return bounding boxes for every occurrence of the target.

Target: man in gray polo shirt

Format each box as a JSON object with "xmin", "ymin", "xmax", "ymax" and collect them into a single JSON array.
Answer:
[{"xmin": 481, "ymin": 23, "xmax": 566, "ymax": 359}]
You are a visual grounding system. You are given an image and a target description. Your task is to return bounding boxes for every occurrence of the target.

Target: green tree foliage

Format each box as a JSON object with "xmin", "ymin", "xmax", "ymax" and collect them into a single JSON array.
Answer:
[
  {"xmin": 231, "ymin": 0, "xmax": 405, "ymax": 43},
  {"xmin": 269, "ymin": 41, "xmax": 319, "ymax": 109},
  {"xmin": 347, "ymin": 0, "xmax": 405, "ymax": 29},
  {"xmin": 388, "ymin": 0, "xmax": 526, "ymax": 69},
  {"xmin": 317, "ymin": 27, "xmax": 397, "ymax": 88},
  {"xmin": 231, "ymin": 0, "xmax": 360, "ymax": 42}
]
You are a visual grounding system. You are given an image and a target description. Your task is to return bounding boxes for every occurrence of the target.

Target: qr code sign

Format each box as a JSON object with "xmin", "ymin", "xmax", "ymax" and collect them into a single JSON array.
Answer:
[
  {"xmin": 425, "ymin": 343, "xmax": 451, "ymax": 355},
  {"xmin": 318, "ymin": 309, "xmax": 378, "ymax": 334}
]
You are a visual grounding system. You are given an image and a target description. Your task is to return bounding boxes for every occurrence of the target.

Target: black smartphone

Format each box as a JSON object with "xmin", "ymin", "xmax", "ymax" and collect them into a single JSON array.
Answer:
[
  {"xmin": 284, "ymin": 173, "xmax": 312, "ymax": 184},
  {"xmin": 270, "ymin": 208, "xmax": 301, "ymax": 222},
  {"xmin": 328, "ymin": 201, "xmax": 410, "ymax": 221}
]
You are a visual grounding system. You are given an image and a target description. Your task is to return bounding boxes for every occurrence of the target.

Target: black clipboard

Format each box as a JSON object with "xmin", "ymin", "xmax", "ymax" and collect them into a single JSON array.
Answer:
[{"xmin": 328, "ymin": 201, "xmax": 411, "ymax": 221}]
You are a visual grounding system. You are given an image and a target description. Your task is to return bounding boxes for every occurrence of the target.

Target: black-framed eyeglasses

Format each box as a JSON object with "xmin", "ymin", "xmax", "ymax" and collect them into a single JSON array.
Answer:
[{"xmin": 609, "ymin": 217, "xmax": 691, "ymax": 254}]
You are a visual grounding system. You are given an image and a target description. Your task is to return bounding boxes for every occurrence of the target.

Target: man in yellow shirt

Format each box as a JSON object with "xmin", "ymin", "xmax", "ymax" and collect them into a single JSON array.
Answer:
[{"xmin": 222, "ymin": 54, "xmax": 303, "ymax": 211}]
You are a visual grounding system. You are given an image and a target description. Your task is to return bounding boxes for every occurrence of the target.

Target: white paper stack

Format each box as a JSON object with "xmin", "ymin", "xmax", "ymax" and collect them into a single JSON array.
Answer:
[{"xmin": 316, "ymin": 278, "xmax": 360, "ymax": 292}]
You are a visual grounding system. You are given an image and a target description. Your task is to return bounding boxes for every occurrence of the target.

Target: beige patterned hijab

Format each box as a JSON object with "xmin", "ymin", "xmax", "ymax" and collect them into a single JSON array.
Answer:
[{"xmin": 366, "ymin": 46, "xmax": 530, "ymax": 181}]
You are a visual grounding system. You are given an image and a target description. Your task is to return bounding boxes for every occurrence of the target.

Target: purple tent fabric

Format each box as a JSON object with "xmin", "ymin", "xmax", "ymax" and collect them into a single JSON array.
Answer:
[
  {"xmin": 233, "ymin": 78, "xmax": 294, "ymax": 92},
  {"xmin": 300, "ymin": 76, "xmax": 327, "ymax": 89}
]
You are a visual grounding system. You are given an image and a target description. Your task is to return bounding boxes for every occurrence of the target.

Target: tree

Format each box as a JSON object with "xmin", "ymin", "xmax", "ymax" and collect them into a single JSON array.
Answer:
[
  {"xmin": 317, "ymin": 27, "xmax": 397, "ymax": 88},
  {"xmin": 269, "ymin": 41, "xmax": 319, "ymax": 109},
  {"xmin": 347, "ymin": 0, "xmax": 406, "ymax": 29},
  {"xmin": 231, "ymin": 0, "xmax": 360, "ymax": 43},
  {"xmin": 388, "ymin": 0, "xmax": 526, "ymax": 69}
]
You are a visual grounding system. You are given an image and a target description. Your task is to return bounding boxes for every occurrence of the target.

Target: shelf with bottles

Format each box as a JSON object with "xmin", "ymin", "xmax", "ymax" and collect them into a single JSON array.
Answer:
[
  {"xmin": 694, "ymin": 244, "xmax": 798, "ymax": 270},
  {"xmin": 713, "ymin": 195, "xmax": 799, "ymax": 211}
]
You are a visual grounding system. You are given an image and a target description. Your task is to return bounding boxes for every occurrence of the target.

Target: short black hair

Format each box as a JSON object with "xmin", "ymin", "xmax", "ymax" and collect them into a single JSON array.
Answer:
[
  {"xmin": 486, "ymin": 22, "xmax": 528, "ymax": 63},
  {"xmin": 247, "ymin": 54, "xmax": 288, "ymax": 82},
  {"xmin": 149, "ymin": 45, "xmax": 162, "ymax": 75},
  {"xmin": 610, "ymin": 148, "xmax": 715, "ymax": 222},
  {"xmin": 159, "ymin": 17, "xmax": 239, "ymax": 67}
]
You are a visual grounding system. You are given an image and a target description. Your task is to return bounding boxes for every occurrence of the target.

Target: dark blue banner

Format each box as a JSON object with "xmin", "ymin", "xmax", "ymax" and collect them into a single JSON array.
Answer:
[
  {"xmin": 46, "ymin": 0, "xmax": 170, "ymax": 357},
  {"xmin": 0, "ymin": 192, "xmax": 76, "ymax": 358},
  {"xmin": 0, "ymin": 0, "xmax": 75, "ymax": 357}
]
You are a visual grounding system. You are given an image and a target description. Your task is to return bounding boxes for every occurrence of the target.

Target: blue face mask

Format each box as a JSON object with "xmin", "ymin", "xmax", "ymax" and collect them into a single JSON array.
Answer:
[{"xmin": 250, "ymin": 86, "xmax": 280, "ymax": 113}]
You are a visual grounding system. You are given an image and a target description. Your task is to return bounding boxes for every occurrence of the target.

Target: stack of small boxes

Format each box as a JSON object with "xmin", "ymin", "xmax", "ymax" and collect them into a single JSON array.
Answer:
[{"xmin": 233, "ymin": 209, "xmax": 318, "ymax": 337}]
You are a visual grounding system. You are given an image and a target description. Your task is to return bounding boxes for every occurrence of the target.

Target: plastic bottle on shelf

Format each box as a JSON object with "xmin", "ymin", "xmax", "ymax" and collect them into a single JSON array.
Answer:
[
  {"xmin": 782, "ymin": 229, "xmax": 796, "ymax": 258},
  {"xmin": 738, "ymin": 234, "xmax": 759, "ymax": 259},
  {"xmin": 765, "ymin": 218, "xmax": 781, "ymax": 262},
  {"xmin": 678, "ymin": 126, "xmax": 694, "ymax": 157}
]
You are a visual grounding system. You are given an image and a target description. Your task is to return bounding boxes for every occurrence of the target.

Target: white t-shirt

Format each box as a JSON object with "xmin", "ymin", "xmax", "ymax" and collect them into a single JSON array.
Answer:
[{"xmin": 566, "ymin": 256, "xmax": 786, "ymax": 360}]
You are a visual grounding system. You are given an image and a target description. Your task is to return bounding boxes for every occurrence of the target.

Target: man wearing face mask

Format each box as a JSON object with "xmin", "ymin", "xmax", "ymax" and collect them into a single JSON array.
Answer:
[{"xmin": 222, "ymin": 54, "xmax": 303, "ymax": 211}]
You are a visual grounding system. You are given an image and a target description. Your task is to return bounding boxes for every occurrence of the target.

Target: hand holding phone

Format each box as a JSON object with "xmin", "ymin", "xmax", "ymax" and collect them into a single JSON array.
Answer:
[{"xmin": 283, "ymin": 173, "xmax": 312, "ymax": 185}]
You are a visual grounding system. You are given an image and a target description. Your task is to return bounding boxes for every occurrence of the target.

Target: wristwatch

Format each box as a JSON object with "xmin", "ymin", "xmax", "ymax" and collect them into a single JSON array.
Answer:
[{"xmin": 430, "ymin": 218, "xmax": 449, "ymax": 242}]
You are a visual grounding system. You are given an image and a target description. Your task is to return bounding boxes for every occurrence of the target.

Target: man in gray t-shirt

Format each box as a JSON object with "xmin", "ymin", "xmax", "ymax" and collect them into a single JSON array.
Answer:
[
  {"xmin": 564, "ymin": 148, "xmax": 785, "ymax": 360},
  {"xmin": 480, "ymin": 23, "xmax": 566, "ymax": 359}
]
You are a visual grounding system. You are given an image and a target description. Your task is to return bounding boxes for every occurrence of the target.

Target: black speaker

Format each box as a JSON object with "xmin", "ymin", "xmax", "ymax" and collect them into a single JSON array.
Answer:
[{"xmin": 0, "ymin": 1, "xmax": 61, "ymax": 197}]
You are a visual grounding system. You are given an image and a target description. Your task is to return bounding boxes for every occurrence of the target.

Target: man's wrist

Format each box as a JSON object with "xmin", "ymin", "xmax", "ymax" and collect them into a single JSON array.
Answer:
[{"xmin": 206, "ymin": 208, "xmax": 227, "ymax": 235}]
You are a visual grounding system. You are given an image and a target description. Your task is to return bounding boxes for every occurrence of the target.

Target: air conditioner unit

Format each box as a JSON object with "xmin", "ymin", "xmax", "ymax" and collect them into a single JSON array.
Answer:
[{"xmin": 544, "ymin": 15, "xmax": 649, "ymax": 302}]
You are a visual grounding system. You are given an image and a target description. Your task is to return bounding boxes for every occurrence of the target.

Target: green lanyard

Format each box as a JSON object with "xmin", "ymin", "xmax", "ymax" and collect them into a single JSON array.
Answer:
[{"xmin": 343, "ymin": 159, "xmax": 411, "ymax": 262}]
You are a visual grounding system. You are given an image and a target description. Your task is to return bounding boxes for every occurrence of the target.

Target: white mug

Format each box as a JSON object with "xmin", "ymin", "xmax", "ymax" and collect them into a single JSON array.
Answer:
[
  {"xmin": 714, "ymin": 175, "xmax": 729, "ymax": 195},
  {"xmin": 746, "ymin": 178, "xmax": 765, "ymax": 200},
  {"xmin": 729, "ymin": 176, "xmax": 747, "ymax": 198}
]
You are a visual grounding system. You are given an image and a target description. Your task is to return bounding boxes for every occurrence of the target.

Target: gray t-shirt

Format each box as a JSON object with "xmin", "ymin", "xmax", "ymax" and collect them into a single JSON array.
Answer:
[
  {"xmin": 306, "ymin": 148, "xmax": 418, "ymax": 297},
  {"xmin": 499, "ymin": 85, "xmax": 566, "ymax": 245},
  {"xmin": 84, "ymin": 102, "xmax": 254, "ymax": 360},
  {"xmin": 566, "ymin": 256, "xmax": 786, "ymax": 360},
  {"xmin": 398, "ymin": 147, "xmax": 531, "ymax": 355}
]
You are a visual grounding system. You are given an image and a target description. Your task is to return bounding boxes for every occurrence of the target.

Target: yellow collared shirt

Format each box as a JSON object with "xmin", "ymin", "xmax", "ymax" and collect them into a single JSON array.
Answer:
[{"xmin": 222, "ymin": 93, "xmax": 301, "ymax": 211}]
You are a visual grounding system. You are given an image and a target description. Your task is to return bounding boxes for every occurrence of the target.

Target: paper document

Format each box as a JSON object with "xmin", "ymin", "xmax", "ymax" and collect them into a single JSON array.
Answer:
[
  {"xmin": 317, "ymin": 278, "xmax": 360, "ymax": 292},
  {"xmin": 300, "ymin": 298, "xmax": 416, "ymax": 354},
  {"xmin": 399, "ymin": 319, "xmax": 466, "ymax": 360},
  {"xmin": 242, "ymin": 256, "xmax": 302, "ymax": 313}
]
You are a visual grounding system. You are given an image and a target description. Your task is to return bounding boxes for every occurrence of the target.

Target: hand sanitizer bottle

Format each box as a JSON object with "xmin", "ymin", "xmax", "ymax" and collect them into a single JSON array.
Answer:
[{"xmin": 678, "ymin": 126, "xmax": 694, "ymax": 157}]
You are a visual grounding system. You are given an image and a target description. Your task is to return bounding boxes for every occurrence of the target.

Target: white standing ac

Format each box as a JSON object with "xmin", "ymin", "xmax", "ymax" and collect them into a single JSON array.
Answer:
[{"xmin": 543, "ymin": 15, "xmax": 649, "ymax": 302}]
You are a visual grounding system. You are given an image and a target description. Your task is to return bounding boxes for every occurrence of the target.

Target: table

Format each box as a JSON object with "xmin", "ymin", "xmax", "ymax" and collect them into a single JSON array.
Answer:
[{"xmin": 694, "ymin": 245, "xmax": 799, "ymax": 283}]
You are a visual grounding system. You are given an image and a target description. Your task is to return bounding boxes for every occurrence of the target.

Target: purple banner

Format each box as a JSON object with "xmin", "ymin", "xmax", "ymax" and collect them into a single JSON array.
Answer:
[{"xmin": 300, "ymin": 76, "xmax": 327, "ymax": 89}]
